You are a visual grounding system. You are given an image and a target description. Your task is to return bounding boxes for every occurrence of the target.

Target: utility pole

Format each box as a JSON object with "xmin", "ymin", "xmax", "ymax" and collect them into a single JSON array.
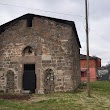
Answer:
[{"xmin": 85, "ymin": 0, "xmax": 90, "ymax": 97}]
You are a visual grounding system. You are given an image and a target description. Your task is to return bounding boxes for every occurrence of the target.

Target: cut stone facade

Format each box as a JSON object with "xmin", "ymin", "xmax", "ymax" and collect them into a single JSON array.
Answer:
[{"xmin": 0, "ymin": 14, "xmax": 81, "ymax": 94}]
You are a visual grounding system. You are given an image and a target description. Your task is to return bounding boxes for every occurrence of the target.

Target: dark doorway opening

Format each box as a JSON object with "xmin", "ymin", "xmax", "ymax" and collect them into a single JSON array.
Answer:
[{"xmin": 23, "ymin": 64, "xmax": 36, "ymax": 93}]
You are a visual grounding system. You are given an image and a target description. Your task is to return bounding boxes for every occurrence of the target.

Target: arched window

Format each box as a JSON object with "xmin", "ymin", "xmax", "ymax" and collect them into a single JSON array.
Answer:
[
  {"xmin": 6, "ymin": 70, "xmax": 14, "ymax": 93},
  {"xmin": 22, "ymin": 46, "xmax": 34, "ymax": 56},
  {"xmin": 44, "ymin": 69, "xmax": 54, "ymax": 93}
]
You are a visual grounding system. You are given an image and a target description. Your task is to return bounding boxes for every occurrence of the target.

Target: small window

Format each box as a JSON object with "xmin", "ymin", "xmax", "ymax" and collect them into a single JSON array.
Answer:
[
  {"xmin": 81, "ymin": 72, "xmax": 87, "ymax": 77},
  {"xmin": 27, "ymin": 16, "xmax": 33, "ymax": 27},
  {"xmin": 22, "ymin": 46, "xmax": 34, "ymax": 56}
]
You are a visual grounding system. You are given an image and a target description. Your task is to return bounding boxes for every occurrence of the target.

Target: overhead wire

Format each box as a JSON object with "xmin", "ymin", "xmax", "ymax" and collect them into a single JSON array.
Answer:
[{"xmin": 0, "ymin": 2, "xmax": 84, "ymax": 18}]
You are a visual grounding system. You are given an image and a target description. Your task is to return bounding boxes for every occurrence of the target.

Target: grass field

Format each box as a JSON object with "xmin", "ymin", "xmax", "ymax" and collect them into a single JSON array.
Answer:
[{"xmin": 0, "ymin": 81, "xmax": 110, "ymax": 110}]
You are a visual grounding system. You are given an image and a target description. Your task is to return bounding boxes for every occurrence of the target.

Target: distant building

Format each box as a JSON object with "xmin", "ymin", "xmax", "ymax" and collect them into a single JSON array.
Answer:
[
  {"xmin": 97, "ymin": 69, "xmax": 109, "ymax": 81},
  {"xmin": 80, "ymin": 54, "xmax": 101, "ymax": 82}
]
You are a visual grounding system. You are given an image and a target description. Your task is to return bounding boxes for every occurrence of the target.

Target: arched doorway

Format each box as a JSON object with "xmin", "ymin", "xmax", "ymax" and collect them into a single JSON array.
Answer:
[
  {"xmin": 22, "ymin": 46, "xmax": 36, "ymax": 93},
  {"xmin": 44, "ymin": 69, "xmax": 54, "ymax": 93},
  {"xmin": 6, "ymin": 70, "xmax": 14, "ymax": 93}
]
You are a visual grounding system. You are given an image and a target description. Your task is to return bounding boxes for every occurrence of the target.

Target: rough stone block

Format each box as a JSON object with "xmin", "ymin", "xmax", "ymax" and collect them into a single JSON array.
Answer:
[
  {"xmin": 0, "ymin": 71, "xmax": 4, "ymax": 77},
  {"xmin": 11, "ymin": 57, "xmax": 19, "ymax": 62},
  {"xmin": 42, "ymin": 55, "xmax": 51, "ymax": 60}
]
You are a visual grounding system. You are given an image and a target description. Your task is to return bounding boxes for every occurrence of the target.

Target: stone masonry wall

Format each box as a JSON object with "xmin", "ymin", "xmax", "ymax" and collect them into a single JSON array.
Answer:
[{"xmin": 0, "ymin": 16, "xmax": 80, "ymax": 93}]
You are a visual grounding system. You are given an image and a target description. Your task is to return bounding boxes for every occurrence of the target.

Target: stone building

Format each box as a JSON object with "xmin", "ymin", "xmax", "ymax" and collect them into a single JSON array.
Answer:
[{"xmin": 0, "ymin": 13, "xmax": 81, "ymax": 94}]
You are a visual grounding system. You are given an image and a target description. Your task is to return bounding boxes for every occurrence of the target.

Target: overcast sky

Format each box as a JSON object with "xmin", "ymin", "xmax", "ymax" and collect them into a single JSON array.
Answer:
[{"xmin": 0, "ymin": 0, "xmax": 110, "ymax": 66}]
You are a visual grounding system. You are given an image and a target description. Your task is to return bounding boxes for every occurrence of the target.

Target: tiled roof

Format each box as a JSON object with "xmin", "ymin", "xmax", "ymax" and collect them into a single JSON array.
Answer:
[{"xmin": 80, "ymin": 54, "xmax": 101, "ymax": 60}]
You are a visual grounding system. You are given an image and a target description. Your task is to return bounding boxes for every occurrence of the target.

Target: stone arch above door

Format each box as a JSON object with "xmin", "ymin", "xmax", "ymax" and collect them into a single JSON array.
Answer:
[
  {"xmin": 6, "ymin": 70, "xmax": 15, "ymax": 93},
  {"xmin": 22, "ymin": 46, "xmax": 35, "ymax": 56},
  {"xmin": 44, "ymin": 68, "xmax": 54, "ymax": 93}
]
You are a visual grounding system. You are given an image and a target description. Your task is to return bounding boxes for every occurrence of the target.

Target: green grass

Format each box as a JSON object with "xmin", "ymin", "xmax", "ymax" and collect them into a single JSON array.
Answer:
[
  {"xmin": 91, "ymin": 81, "xmax": 110, "ymax": 91},
  {"xmin": 91, "ymin": 81, "xmax": 110, "ymax": 97},
  {"xmin": 0, "ymin": 81, "xmax": 110, "ymax": 110}
]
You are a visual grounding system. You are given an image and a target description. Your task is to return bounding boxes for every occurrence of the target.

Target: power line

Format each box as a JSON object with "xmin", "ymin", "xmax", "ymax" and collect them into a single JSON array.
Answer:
[
  {"xmin": 89, "ymin": 29, "xmax": 109, "ymax": 43},
  {"xmin": 0, "ymin": 2, "xmax": 84, "ymax": 18},
  {"xmin": 82, "ymin": 19, "xmax": 109, "ymax": 43}
]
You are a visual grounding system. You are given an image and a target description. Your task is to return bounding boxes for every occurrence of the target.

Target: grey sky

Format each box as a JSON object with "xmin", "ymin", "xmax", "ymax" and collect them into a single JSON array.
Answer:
[{"xmin": 0, "ymin": 0, "xmax": 110, "ymax": 66}]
